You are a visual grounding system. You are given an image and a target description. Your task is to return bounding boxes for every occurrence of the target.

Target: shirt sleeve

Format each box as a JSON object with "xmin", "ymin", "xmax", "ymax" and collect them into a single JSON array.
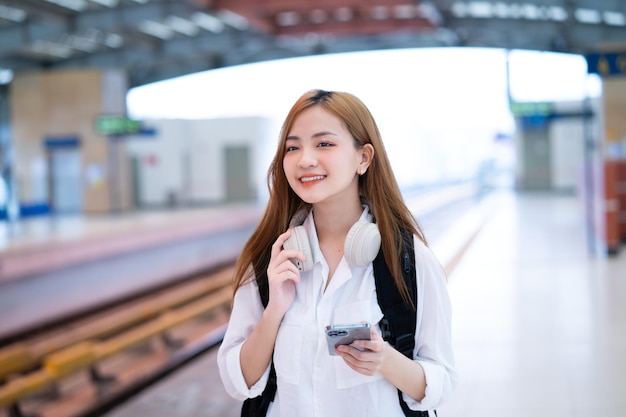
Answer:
[
  {"xmin": 217, "ymin": 277, "xmax": 272, "ymax": 401},
  {"xmin": 402, "ymin": 236, "xmax": 458, "ymax": 411}
]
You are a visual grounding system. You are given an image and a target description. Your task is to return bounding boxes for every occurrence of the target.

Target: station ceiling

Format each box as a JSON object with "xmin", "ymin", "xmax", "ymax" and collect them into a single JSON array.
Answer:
[{"xmin": 0, "ymin": 0, "xmax": 625, "ymax": 87}]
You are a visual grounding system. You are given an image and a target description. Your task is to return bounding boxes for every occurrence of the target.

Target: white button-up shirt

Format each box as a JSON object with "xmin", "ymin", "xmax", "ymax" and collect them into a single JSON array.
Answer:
[{"xmin": 218, "ymin": 208, "xmax": 456, "ymax": 417}]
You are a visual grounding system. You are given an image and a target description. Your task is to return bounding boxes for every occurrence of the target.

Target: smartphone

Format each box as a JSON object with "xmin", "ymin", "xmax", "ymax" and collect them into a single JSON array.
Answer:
[{"xmin": 325, "ymin": 323, "xmax": 371, "ymax": 355}]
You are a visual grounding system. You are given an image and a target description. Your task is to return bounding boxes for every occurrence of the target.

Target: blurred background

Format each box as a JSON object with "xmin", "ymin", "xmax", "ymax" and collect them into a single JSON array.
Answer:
[{"xmin": 0, "ymin": 1, "xmax": 625, "ymax": 417}]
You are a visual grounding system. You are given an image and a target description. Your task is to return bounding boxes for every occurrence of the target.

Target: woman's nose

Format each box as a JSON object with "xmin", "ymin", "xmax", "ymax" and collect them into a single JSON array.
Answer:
[{"xmin": 297, "ymin": 147, "xmax": 317, "ymax": 167}]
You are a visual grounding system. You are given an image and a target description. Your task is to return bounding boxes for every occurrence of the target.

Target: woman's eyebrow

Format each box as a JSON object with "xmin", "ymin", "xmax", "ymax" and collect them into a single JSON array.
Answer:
[
  {"xmin": 312, "ymin": 131, "xmax": 336, "ymax": 138},
  {"xmin": 286, "ymin": 131, "xmax": 337, "ymax": 141}
]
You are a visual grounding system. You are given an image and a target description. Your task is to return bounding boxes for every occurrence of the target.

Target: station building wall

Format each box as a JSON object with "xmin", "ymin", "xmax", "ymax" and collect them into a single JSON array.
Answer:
[
  {"xmin": 514, "ymin": 98, "xmax": 602, "ymax": 193},
  {"xmin": 126, "ymin": 116, "xmax": 275, "ymax": 208},
  {"xmin": 10, "ymin": 68, "xmax": 130, "ymax": 215}
]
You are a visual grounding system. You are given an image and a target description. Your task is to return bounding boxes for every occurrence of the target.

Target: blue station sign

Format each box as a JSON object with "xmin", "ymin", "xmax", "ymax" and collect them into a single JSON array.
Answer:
[{"xmin": 585, "ymin": 52, "xmax": 626, "ymax": 77}]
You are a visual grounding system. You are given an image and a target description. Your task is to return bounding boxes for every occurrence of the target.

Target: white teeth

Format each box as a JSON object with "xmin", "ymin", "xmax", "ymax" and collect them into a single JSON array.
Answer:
[{"xmin": 300, "ymin": 175, "xmax": 325, "ymax": 183}]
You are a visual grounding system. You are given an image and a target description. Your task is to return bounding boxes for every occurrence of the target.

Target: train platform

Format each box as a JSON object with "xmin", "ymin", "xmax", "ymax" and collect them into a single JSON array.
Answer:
[
  {"xmin": 0, "ymin": 203, "xmax": 264, "ymax": 341},
  {"xmin": 0, "ymin": 203, "xmax": 265, "ymax": 284},
  {"xmin": 100, "ymin": 190, "xmax": 625, "ymax": 417},
  {"xmin": 0, "ymin": 183, "xmax": 479, "ymax": 341}
]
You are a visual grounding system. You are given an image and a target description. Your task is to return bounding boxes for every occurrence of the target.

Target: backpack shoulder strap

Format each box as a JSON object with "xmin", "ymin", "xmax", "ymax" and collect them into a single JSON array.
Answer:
[
  {"xmin": 373, "ymin": 227, "xmax": 417, "ymax": 357},
  {"xmin": 240, "ymin": 266, "xmax": 277, "ymax": 417},
  {"xmin": 374, "ymin": 228, "xmax": 431, "ymax": 417},
  {"xmin": 256, "ymin": 265, "xmax": 270, "ymax": 308}
]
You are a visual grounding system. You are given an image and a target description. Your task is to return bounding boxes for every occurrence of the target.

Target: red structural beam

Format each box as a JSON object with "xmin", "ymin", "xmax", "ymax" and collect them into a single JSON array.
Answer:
[{"xmin": 199, "ymin": 0, "xmax": 439, "ymax": 36}]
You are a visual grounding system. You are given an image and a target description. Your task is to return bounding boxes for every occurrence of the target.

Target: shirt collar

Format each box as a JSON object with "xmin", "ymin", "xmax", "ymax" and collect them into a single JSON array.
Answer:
[{"xmin": 302, "ymin": 204, "xmax": 373, "ymax": 268}]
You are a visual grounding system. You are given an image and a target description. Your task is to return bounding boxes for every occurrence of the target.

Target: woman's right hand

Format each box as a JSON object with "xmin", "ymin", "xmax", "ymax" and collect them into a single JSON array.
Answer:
[
  {"xmin": 238, "ymin": 230, "xmax": 306, "ymax": 388},
  {"xmin": 265, "ymin": 230, "xmax": 306, "ymax": 319}
]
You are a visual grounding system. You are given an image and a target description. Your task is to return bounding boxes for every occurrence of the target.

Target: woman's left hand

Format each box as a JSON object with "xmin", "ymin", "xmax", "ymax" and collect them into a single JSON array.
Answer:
[{"xmin": 335, "ymin": 328, "xmax": 388, "ymax": 376}]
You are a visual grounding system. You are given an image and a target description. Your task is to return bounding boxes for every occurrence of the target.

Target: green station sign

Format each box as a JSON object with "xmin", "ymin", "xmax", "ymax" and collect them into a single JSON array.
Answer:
[{"xmin": 95, "ymin": 115, "xmax": 142, "ymax": 136}]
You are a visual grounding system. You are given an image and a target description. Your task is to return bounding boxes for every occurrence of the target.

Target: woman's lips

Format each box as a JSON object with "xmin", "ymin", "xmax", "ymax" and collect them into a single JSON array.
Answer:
[{"xmin": 300, "ymin": 175, "xmax": 326, "ymax": 183}]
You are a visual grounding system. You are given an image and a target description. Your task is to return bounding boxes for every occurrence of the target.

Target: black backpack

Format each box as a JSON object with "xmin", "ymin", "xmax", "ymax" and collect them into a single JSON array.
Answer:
[{"xmin": 241, "ymin": 228, "xmax": 432, "ymax": 417}]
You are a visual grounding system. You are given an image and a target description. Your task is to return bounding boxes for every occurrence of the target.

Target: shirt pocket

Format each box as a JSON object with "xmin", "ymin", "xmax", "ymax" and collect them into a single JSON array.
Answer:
[
  {"xmin": 273, "ymin": 312, "xmax": 303, "ymax": 385},
  {"xmin": 331, "ymin": 299, "xmax": 384, "ymax": 328},
  {"xmin": 332, "ymin": 300, "xmax": 385, "ymax": 389}
]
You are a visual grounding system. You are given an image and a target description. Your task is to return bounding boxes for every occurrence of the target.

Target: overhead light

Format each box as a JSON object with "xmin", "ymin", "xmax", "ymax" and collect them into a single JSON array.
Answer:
[
  {"xmin": 547, "ymin": 6, "xmax": 567, "ymax": 22},
  {"xmin": 394, "ymin": 5, "xmax": 417, "ymax": 20},
  {"xmin": 453, "ymin": 2, "xmax": 571, "ymax": 22},
  {"xmin": 604, "ymin": 11, "xmax": 626, "ymax": 26},
  {"xmin": 104, "ymin": 33, "xmax": 124, "ymax": 48},
  {"xmin": 537, "ymin": 6, "xmax": 550, "ymax": 20},
  {"xmin": 467, "ymin": 2, "xmax": 492, "ymax": 19},
  {"xmin": 370, "ymin": 6, "xmax": 389, "ymax": 20},
  {"xmin": 0, "ymin": 4, "xmax": 26, "ymax": 22},
  {"xmin": 44, "ymin": 0, "xmax": 88, "ymax": 12},
  {"xmin": 418, "ymin": 2, "xmax": 442, "ymax": 25},
  {"xmin": 309, "ymin": 9, "xmax": 328, "ymax": 24},
  {"xmin": 60, "ymin": 33, "xmax": 99, "ymax": 52},
  {"xmin": 31, "ymin": 40, "xmax": 74, "ymax": 58},
  {"xmin": 217, "ymin": 10, "xmax": 249, "ymax": 30},
  {"xmin": 451, "ymin": 2, "xmax": 468, "ymax": 18},
  {"xmin": 24, "ymin": 29, "xmax": 122, "ymax": 58},
  {"xmin": 576, "ymin": 8, "xmax": 602, "ymax": 24},
  {"xmin": 138, "ymin": 20, "xmax": 174, "ymax": 40},
  {"xmin": 276, "ymin": 11, "xmax": 300, "ymax": 27},
  {"xmin": 90, "ymin": 0, "xmax": 118, "ymax": 7},
  {"xmin": 521, "ymin": 4, "xmax": 540, "ymax": 20},
  {"xmin": 0, "ymin": 68, "xmax": 14, "ymax": 85},
  {"xmin": 164, "ymin": 15, "xmax": 199, "ymax": 36},
  {"xmin": 83, "ymin": 28, "xmax": 105, "ymax": 42},
  {"xmin": 491, "ymin": 2, "xmax": 508, "ymax": 18},
  {"xmin": 334, "ymin": 7, "xmax": 353, "ymax": 22},
  {"xmin": 191, "ymin": 12, "xmax": 225, "ymax": 33}
]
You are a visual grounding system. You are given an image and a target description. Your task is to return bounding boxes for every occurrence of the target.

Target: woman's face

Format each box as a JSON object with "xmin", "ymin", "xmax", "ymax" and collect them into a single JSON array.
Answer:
[{"xmin": 283, "ymin": 106, "xmax": 367, "ymax": 206}]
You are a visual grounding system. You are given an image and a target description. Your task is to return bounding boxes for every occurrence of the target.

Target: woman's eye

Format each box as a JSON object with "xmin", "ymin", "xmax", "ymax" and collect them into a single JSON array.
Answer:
[
  {"xmin": 286, "ymin": 146, "xmax": 299, "ymax": 152},
  {"xmin": 317, "ymin": 142, "xmax": 333, "ymax": 148}
]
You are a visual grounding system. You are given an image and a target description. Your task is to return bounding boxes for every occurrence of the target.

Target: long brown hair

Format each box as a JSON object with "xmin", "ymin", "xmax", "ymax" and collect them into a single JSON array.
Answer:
[{"xmin": 232, "ymin": 89, "xmax": 427, "ymax": 304}]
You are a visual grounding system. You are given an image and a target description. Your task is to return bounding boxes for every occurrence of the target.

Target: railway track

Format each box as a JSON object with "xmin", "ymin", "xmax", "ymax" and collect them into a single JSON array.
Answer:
[{"xmin": 0, "ymin": 265, "xmax": 236, "ymax": 417}]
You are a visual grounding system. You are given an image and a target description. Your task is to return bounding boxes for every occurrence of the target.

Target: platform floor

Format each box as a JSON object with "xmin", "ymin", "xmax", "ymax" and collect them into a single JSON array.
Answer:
[
  {"xmin": 101, "ymin": 190, "xmax": 626, "ymax": 417},
  {"xmin": 439, "ymin": 191, "xmax": 626, "ymax": 417}
]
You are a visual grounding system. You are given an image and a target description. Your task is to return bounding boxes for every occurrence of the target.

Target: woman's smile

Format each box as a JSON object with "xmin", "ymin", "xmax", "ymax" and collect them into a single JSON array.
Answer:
[{"xmin": 300, "ymin": 175, "xmax": 326, "ymax": 184}]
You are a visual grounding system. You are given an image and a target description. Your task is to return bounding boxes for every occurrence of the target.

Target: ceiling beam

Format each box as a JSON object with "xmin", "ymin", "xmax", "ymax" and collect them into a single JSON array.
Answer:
[{"xmin": 2, "ymin": 0, "xmax": 626, "ymax": 87}]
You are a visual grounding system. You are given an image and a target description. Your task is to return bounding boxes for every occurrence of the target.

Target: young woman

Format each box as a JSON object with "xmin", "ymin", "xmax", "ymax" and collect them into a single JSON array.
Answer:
[{"xmin": 217, "ymin": 89, "xmax": 456, "ymax": 417}]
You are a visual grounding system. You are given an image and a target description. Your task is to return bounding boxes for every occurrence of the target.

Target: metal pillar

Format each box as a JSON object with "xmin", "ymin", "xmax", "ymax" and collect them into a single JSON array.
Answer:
[{"xmin": 0, "ymin": 79, "xmax": 19, "ymax": 224}]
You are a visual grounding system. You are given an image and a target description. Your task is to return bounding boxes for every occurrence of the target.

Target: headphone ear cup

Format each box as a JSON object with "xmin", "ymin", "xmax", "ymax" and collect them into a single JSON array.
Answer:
[
  {"xmin": 344, "ymin": 221, "xmax": 381, "ymax": 267},
  {"xmin": 283, "ymin": 226, "xmax": 314, "ymax": 272}
]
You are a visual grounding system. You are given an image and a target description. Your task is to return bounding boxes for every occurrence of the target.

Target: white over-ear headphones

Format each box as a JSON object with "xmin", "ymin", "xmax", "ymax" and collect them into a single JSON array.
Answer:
[{"xmin": 283, "ymin": 207, "xmax": 381, "ymax": 271}]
